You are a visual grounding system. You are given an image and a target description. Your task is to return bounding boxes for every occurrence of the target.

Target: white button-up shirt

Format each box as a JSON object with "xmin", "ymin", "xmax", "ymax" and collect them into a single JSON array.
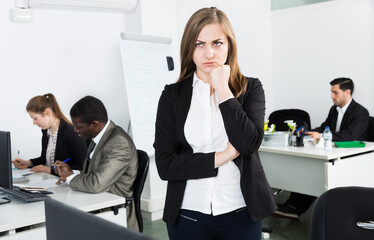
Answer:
[
  {"xmin": 180, "ymin": 73, "xmax": 246, "ymax": 216},
  {"xmin": 336, "ymin": 99, "xmax": 352, "ymax": 132},
  {"xmin": 46, "ymin": 129, "xmax": 58, "ymax": 167}
]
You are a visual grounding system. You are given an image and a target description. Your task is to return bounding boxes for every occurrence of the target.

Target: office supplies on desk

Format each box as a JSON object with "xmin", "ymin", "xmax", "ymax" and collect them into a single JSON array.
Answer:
[
  {"xmin": 295, "ymin": 126, "xmax": 306, "ymax": 147},
  {"xmin": 19, "ymin": 187, "xmax": 53, "ymax": 194},
  {"xmin": 18, "ymin": 178, "xmax": 64, "ymax": 189},
  {"xmin": 296, "ymin": 135, "xmax": 304, "ymax": 147},
  {"xmin": 22, "ymin": 172, "xmax": 35, "ymax": 176},
  {"xmin": 13, "ymin": 174, "xmax": 29, "ymax": 183},
  {"xmin": 334, "ymin": 141, "xmax": 366, "ymax": 148},
  {"xmin": 262, "ymin": 131, "xmax": 291, "ymax": 147}
]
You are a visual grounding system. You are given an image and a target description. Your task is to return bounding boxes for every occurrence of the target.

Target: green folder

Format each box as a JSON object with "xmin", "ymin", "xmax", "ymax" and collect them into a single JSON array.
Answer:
[{"xmin": 334, "ymin": 141, "xmax": 366, "ymax": 148}]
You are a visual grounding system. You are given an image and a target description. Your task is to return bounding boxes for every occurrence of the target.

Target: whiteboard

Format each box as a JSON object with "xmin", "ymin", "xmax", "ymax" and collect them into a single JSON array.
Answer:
[{"xmin": 119, "ymin": 32, "xmax": 177, "ymax": 155}]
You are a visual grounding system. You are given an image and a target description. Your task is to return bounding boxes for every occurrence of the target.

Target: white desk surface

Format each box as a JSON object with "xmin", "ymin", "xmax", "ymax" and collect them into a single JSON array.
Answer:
[
  {"xmin": 259, "ymin": 141, "xmax": 374, "ymax": 160},
  {"xmin": 259, "ymin": 141, "xmax": 374, "ymax": 197},
  {"xmin": 0, "ymin": 169, "xmax": 125, "ymax": 233}
]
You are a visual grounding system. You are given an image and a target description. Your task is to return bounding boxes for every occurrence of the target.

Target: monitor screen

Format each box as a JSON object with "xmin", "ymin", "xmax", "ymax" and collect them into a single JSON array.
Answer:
[{"xmin": 0, "ymin": 131, "xmax": 12, "ymax": 190}]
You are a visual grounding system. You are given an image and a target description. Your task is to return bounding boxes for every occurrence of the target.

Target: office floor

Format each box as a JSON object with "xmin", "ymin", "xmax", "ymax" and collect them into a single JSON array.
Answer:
[{"xmin": 143, "ymin": 191, "xmax": 313, "ymax": 240}]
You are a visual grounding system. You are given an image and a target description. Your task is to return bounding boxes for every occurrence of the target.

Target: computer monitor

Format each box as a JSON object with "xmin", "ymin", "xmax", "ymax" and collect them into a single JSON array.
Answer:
[
  {"xmin": 45, "ymin": 198, "xmax": 154, "ymax": 240},
  {"xmin": 0, "ymin": 131, "xmax": 12, "ymax": 190}
]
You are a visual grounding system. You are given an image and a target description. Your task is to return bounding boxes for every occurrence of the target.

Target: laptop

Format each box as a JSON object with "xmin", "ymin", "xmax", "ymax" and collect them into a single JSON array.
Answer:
[
  {"xmin": 0, "ymin": 130, "xmax": 50, "ymax": 203},
  {"xmin": 45, "ymin": 198, "xmax": 153, "ymax": 240}
]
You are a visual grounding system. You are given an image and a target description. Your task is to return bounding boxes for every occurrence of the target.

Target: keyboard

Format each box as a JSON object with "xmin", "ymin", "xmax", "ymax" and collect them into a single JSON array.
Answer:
[{"xmin": 0, "ymin": 187, "xmax": 50, "ymax": 203}]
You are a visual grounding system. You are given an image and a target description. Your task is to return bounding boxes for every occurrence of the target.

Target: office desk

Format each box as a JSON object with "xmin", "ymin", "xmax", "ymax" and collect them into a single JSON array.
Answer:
[
  {"xmin": 259, "ymin": 142, "xmax": 374, "ymax": 197},
  {"xmin": 0, "ymin": 169, "xmax": 126, "ymax": 237}
]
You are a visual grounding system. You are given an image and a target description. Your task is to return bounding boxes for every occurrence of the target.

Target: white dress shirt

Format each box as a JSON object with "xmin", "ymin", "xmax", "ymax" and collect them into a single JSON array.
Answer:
[
  {"xmin": 46, "ymin": 129, "xmax": 58, "ymax": 167},
  {"xmin": 336, "ymin": 99, "xmax": 352, "ymax": 132},
  {"xmin": 66, "ymin": 120, "xmax": 110, "ymax": 184},
  {"xmin": 180, "ymin": 73, "xmax": 246, "ymax": 216}
]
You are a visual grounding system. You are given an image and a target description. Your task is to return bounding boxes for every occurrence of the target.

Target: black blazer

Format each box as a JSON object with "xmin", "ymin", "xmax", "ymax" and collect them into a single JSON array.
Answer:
[
  {"xmin": 154, "ymin": 76, "xmax": 276, "ymax": 226},
  {"xmin": 313, "ymin": 99, "xmax": 369, "ymax": 141},
  {"xmin": 30, "ymin": 120, "xmax": 87, "ymax": 173}
]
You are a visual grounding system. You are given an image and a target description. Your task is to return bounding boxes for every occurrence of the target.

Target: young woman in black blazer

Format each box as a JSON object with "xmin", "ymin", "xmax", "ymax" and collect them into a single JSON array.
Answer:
[
  {"xmin": 12, "ymin": 93, "xmax": 87, "ymax": 175},
  {"xmin": 154, "ymin": 7, "xmax": 276, "ymax": 240}
]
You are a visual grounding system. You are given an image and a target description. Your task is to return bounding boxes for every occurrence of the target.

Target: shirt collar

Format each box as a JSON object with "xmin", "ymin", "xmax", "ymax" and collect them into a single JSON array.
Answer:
[
  {"xmin": 92, "ymin": 120, "xmax": 110, "ymax": 145},
  {"xmin": 336, "ymin": 99, "xmax": 352, "ymax": 114},
  {"xmin": 47, "ymin": 128, "xmax": 58, "ymax": 137},
  {"xmin": 192, "ymin": 72, "xmax": 209, "ymax": 87}
]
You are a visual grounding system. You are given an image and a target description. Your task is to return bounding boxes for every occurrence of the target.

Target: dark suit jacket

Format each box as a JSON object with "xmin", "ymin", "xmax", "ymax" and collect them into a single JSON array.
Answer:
[
  {"xmin": 30, "ymin": 120, "xmax": 87, "ymax": 173},
  {"xmin": 69, "ymin": 121, "xmax": 139, "ymax": 230},
  {"xmin": 154, "ymin": 76, "xmax": 277, "ymax": 226},
  {"xmin": 312, "ymin": 99, "xmax": 369, "ymax": 141}
]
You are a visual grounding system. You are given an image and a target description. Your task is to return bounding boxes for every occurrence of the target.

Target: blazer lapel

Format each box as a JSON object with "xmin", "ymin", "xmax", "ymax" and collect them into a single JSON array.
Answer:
[
  {"xmin": 55, "ymin": 122, "xmax": 65, "ymax": 156},
  {"xmin": 340, "ymin": 99, "xmax": 356, "ymax": 130},
  {"xmin": 84, "ymin": 121, "xmax": 114, "ymax": 173},
  {"xmin": 175, "ymin": 77, "xmax": 193, "ymax": 147},
  {"xmin": 329, "ymin": 108, "xmax": 338, "ymax": 133},
  {"xmin": 92, "ymin": 121, "xmax": 114, "ymax": 159},
  {"xmin": 84, "ymin": 140, "xmax": 95, "ymax": 173}
]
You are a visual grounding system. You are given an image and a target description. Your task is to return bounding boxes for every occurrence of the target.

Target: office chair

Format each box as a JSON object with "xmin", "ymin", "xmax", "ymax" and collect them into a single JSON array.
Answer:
[
  {"xmin": 367, "ymin": 116, "xmax": 374, "ymax": 141},
  {"xmin": 45, "ymin": 198, "xmax": 154, "ymax": 240},
  {"xmin": 310, "ymin": 187, "xmax": 374, "ymax": 240},
  {"xmin": 267, "ymin": 109, "xmax": 311, "ymax": 195},
  {"xmin": 264, "ymin": 109, "xmax": 312, "ymax": 237},
  {"xmin": 268, "ymin": 109, "xmax": 311, "ymax": 131},
  {"xmin": 125, "ymin": 149, "xmax": 150, "ymax": 232}
]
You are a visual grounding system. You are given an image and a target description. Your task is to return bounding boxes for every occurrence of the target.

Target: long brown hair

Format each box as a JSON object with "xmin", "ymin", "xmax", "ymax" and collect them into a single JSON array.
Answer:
[
  {"xmin": 178, "ymin": 7, "xmax": 247, "ymax": 97},
  {"xmin": 26, "ymin": 93, "xmax": 72, "ymax": 125}
]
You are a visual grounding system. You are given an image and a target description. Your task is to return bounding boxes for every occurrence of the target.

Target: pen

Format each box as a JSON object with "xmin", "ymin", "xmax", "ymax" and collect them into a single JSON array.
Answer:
[
  {"xmin": 22, "ymin": 172, "xmax": 35, "ymax": 176},
  {"xmin": 51, "ymin": 158, "xmax": 71, "ymax": 169}
]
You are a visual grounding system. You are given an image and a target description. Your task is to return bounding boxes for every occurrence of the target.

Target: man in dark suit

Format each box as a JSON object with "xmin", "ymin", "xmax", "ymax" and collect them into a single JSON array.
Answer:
[
  {"xmin": 55, "ymin": 96, "xmax": 139, "ymax": 230},
  {"xmin": 274, "ymin": 77, "xmax": 370, "ymax": 219}
]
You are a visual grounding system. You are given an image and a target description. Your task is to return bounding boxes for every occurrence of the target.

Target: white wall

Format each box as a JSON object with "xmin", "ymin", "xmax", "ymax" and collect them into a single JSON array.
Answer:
[
  {"xmin": 1, "ymin": 1, "xmax": 132, "ymax": 159},
  {"xmin": 272, "ymin": 0, "xmax": 374, "ymax": 128}
]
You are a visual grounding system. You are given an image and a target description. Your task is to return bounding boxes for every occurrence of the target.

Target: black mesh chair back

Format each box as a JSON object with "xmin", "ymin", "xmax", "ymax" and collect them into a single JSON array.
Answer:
[
  {"xmin": 268, "ymin": 109, "xmax": 311, "ymax": 131},
  {"xmin": 126, "ymin": 150, "xmax": 149, "ymax": 232},
  {"xmin": 311, "ymin": 187, "xmax": 374, "ymax": 240}
]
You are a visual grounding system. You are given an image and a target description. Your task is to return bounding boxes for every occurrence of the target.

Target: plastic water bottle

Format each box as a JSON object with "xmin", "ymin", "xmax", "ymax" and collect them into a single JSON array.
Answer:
[{"xmin": 323, "ymin": 126, "xmax": 333, "ymax": 151}]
